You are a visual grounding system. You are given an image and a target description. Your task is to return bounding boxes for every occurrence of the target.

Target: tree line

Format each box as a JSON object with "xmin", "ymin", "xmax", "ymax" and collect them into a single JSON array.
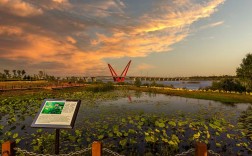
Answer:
[
  {"xmin": 210, "ymin": 53, "xmax": 252, "ymax": 92},
  {"xmin": 1, "ymin": 53, "xmax": 251, "ymax": 92},
  {"xmin": 0, "ymin": 70, "xmax": 57, "ymax": 81},
  {"xmin": 0, "ymin": 69, "xmax": 87, "ymax": 83},
  {"xmin": 0, "ymin": 69, "xmax": 26, "ymax": 80}
]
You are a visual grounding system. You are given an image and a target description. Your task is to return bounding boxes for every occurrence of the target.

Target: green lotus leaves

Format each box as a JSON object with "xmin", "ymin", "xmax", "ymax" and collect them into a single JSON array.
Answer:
[
  {"xmin": 75, "ymin": 130, "xmax": 82, "ymax": 137},
  {"xmin": 128, "ymin": 129, "xmax": 136, "ymax": 134},
  {"xmin": 13, "ymin": 133, "xmax": 18, "ymax": 139},
  {"xmin": 216, "ymin": 142, "xmax": 221, "ymax": 147},
  {"xmin": 15, "ymin": 138, "xmax": 21, "ymax": 144},
  {"xmin": 121, "ymin": 118, "xmax": 126, "ymax": 123},
  {"xmin": 0, "ymin": 88, "xmax": 251, "ymax": 155},
  {"xmin": 155, "ymin": 121, "xmax": 165, "ymax": 128},
  {"xmin": 193, "ymin": 132, "xmax": 200, "ymax": 140},
  {"xmin": 168, "ymin": 121, "xmax": 176, "ymax": 127},
  {"xmin": 238, "ymin": 106, "xmax": 252, "ymax": 140},
  {"xmin": 97, "ymin": 134, "xmax": 104, "ymax": 140},
  {"xmin": 119, "ymin": 139, "xmax": 127, "ymax": 147}
]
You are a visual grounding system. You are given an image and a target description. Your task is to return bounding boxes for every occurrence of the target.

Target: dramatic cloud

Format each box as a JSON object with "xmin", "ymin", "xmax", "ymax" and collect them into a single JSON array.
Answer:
[
  {"xmin": 0, "ymin": 0, "xmax": 225, "ymax": 76},
  {"xmin": 0, "ymin": 25, "xmax": 23, "ymax": 35},
  {"xmin": 0, "ymin": 0, "xmax": 43, "ymax": 17}
]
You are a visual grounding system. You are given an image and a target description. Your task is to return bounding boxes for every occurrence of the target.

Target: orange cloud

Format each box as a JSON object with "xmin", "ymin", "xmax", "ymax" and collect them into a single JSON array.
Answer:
[
  {"xmin": 66, "ymin": 36, "xmax": 77, "ymax": 44},
  {"xmin": 0, "ymin": 0, "xmax": 43, "ymax": 17},
  {"xmin": 136, "ymin": 63, "xmax": 155, "ymax": 70},
  {"xmin": 53, "ymin": 0, "xmax": 68, "ymax": 3},
  {"xmin": 0, "ymin": 26, "xmax": 23, "ymax": 35},
  {"xmin": 91, "ymin": 0, "xmax": 225, "ymax": 59},
  {"xmin": 0, "ymin": 0, "xmax": 226, "ymax": 76},
  {"xmin": 0, "ymin": 26, "xmax": 106, "ymax": 75}
]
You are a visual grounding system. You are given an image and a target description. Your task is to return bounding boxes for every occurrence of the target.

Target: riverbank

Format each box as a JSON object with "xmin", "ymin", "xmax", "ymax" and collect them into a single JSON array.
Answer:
[
  {"xmin": 127, "ymin": 86, "xmax": 252, "ymax": 104},
  {"xmin": 1, "ymin": 83, "xmax": 252, "ymax": 104}
]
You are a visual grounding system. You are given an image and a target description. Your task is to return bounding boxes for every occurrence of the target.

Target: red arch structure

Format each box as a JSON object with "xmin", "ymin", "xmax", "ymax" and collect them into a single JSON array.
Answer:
[{"xmin": 108, "ymin": 60, "xmax": 131, "ymax": 82}]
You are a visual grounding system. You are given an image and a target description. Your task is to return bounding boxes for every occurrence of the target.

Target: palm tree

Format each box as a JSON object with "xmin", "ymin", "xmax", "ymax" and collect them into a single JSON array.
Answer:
[
  {"xmin": 17, "ymin": 70, "xmax": 21, "ymax": 79},
  {"xmin": 12, "ymin": 70, "xmax": 17, "ymax": 78},
  {"xmin": 21, "ymin": 70, "xmax": 26, "ymax": 78},
  {"xmin": 0, "ymin": 72, "xmax": 5, "ymax": 80},
  {"xmin": 38, "ymin": 71, "xmax": 44, "ymax": 79},
  {"xmin": 3, "ymin": 69, "xmax": 10, "ymax": 79}
]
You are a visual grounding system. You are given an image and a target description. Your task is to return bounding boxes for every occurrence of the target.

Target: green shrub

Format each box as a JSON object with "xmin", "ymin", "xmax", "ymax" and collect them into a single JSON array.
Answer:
[
  {"xmin": 134, "ymin": 78, "xmax": 141, "ymax": 87},
  {"xmin": 210, "ymin": 78, "xmax": 246, "ymax": 92}
]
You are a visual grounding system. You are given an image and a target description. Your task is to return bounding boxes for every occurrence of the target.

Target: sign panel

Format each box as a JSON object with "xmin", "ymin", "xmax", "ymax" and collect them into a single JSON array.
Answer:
[{"xmin": 31, "ymin": 99, "xmax": 81, "ymax": 129}]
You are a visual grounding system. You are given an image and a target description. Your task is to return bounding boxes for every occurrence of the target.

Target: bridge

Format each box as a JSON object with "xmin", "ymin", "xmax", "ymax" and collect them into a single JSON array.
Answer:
[
  {"xmin": 128, "ymin": 76, "xmax": 189, "ymax": 81},
  {"xmin": 104, "ymin": 60, "xmax": 189, "ymax": 82},
  {"xmin": 82, "ymin": 76, "xmax": 189, "ymax": 82}
]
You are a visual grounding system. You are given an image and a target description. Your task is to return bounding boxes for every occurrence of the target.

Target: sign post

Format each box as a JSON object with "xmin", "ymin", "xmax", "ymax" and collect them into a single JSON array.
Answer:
[
  {"xmin": 31, "ymin": 99, "xmax": 81, "ymax": 154},
  {"xmin": 55, "ymin": 129, "xmax": 60, "ymax": 154}
]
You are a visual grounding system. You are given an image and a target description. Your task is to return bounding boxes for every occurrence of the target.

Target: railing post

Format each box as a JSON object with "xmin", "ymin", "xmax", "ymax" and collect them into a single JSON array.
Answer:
[
  {"xmin": 2, "ymin": 141, "xmax": 16, "ymax": 156},
  {"xmin": 195, "ymin": 142, "xmax": 207, "ymax": 156},
  {"xmin": 92, "ymin": 141, "xmax": 102, "ymax": 156}
]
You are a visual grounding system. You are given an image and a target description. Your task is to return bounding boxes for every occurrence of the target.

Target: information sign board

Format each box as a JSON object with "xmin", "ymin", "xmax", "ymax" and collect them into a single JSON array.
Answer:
[{"xmin": 31, "ymin": 99, "xmax": 81, "ymax": 129}]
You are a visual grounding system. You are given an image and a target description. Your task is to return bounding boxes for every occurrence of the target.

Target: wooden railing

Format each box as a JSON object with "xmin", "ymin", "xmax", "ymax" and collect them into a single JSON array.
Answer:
[{"xmin": 1, "ymin": 141, "xmax": 209, "ymax": 156}]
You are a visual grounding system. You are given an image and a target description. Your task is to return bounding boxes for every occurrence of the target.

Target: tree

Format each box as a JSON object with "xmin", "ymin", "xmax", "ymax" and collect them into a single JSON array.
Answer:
[
  {"xmin": 0, "ymin": 72, "xmax": 6, "ymax": 80},
  {"xmin": 236, "ymin": 53, "xmax": 252, "ymax": 91},
  {"xmin": 38, "ymin": 71, "xmax": 44, "ymax": 79},
  {"xmin": 12, "ymin": 70, "xmax": 17, "ymax": 78},
  {"xmin": 210, "ymin": 78, "xmax": 246, "ymax": 92},
  {"xmin": 134, "ymin": 78, "xmax": 142, "ymax": 87},
  {"xmin": 3, "ymin": 69, "xmax": 10, "ymax": 78},
  {"xmin": 17, "ymin": 70, "xmax": 21, "ymax": 79},
  {"xmin": 150, "ymin": 81, "xmax": 157, "ymax": 87},
  {"xmin": 21, "ymin": 70, "xmax": 26, "ymax": 78}
]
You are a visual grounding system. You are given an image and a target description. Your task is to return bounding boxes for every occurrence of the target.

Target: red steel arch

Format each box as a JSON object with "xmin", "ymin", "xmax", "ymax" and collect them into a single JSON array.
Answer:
[{"xmin": 108, "ymin": 60, "xmax": 131, "ymax": 82}]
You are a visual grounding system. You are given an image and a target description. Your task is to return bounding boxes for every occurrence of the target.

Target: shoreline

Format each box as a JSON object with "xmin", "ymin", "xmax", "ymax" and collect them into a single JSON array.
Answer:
[
  {"xmin": 1, "ymin": 84, "xmax": 252, "ymax": 104},
  {"xmin": 127, "ymin": 86, "xmax": 252, "ymax": 104}
]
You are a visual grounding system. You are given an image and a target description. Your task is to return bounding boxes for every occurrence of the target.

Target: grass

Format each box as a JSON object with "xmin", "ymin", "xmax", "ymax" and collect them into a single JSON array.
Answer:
[
  {"xmin": 128, "ymin": 86, "xmax": 252, "ymax": 104},
  {"xmin": 0, "ymin": 81, "xmax": 252, "ymax": 104},
  {"xmin": 0, "ymin": 80, "xmax": 48, "ymax": 86}
]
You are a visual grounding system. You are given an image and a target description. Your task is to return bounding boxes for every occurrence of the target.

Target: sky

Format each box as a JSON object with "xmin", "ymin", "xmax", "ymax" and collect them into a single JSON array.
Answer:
[{"xmin": 0, "ymin": 0, "xmax": 251, "ymax": 77}]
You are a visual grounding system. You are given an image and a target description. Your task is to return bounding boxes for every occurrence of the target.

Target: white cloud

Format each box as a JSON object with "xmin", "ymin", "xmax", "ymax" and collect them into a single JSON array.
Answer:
[{"xmin": 200, "ymin": 21, "xmax": 224, "ymax": 30}]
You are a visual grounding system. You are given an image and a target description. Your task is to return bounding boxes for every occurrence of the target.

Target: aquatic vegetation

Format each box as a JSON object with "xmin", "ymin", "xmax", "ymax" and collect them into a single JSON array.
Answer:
[
  {"xmin": 238, "ymin": 106, "xmax": 252, "ymax": 140},
  {"xmin": 0, "ymin": 88, "xmax": 251, "ymax": 155},
  {"xmin": 25, "ymin": 109, "xmax": 251, "ymax": 155}
]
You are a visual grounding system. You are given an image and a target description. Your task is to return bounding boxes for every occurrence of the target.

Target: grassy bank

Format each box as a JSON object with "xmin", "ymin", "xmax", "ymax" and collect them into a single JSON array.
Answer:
[
  {"xmin": 127, "ymin": 86, "xmax": 252, "ymax": 104},
  {"xmin": 1, "ymin": 82, "xmax": 252, "ymax": 104}
]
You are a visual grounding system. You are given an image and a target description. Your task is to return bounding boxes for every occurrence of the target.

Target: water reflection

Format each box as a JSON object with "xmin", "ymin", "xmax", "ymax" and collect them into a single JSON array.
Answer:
[
  {"xmin": 134, "ymin": 90, "xmax": 142, "ymax": 98},
  {"xmin": 100, "ymin": 91, "xmax": 251, "ymax": 118}
]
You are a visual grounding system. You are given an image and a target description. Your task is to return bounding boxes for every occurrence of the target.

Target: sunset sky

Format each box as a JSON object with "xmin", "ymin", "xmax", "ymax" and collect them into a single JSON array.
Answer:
[{"xmin": 0, "ymin": 0, "xmax": 251, "ymax": 77}]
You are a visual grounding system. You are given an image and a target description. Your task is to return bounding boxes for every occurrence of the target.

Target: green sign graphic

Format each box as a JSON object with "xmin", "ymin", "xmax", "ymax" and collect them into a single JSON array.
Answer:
[{"xmin": 42, "ymin": 101, "xmax": 65, "ymax": 114}]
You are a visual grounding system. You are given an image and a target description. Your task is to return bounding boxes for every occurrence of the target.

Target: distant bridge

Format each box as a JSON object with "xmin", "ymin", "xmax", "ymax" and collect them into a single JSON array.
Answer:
[
  {"xmin": 128, "ymin": 76, "xmax": 189, "ymax": 81},
  {"xmin": 82, "ymin": 76, "xmax": 189, "ymax": 82}
]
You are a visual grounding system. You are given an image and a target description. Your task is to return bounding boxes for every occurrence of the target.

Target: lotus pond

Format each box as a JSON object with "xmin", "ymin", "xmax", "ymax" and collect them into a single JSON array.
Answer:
[{"xmin": 0, "ymin": 88, "xmax": 251, "ymax": 155}]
